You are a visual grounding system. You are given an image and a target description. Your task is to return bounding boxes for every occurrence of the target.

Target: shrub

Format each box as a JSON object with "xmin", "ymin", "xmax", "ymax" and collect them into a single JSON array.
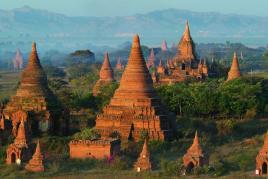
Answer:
[{"xmin": 73, "ymin": 128, "xmax": 101, "ymax": 140}]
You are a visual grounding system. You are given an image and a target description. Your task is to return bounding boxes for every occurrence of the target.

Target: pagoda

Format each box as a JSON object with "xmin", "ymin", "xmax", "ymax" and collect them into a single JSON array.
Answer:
[
  {"xmin": 157, "ymin": 59, "xmax": 165, "ymax": 75},
  {"xmin": 115, "ymin": 58, "xmax": 124, "ymax": 71},
  {"xmin": 146, "ymin": 49, "xmax": 155, "ymax": 69},
  {"xmin": 93, "ymin": 52, "xmax": 115, "ymax": 96},
  {"xmin": 156, "ymin": 21, "xmax": 208, "ymax": 84},
  {"xmin": 161, "ymin": 40, "xmax": 168, "ymax": 52},
  {"xmin": 6, "ymin": 120, "xmax": 32, "ymax": 165},
  {"xmin": 227, "ymin": 52, "xmax": 241, "ymax": 81},
  {"xmin": 3, "ymin": 42, "xmax": 63, "ymax": 133},
  {"xmin": 95, "ymin": 35, "xmax": 175, "ymax": 141},
  {"xmin": 134, "ymin": 138, "xmax": 152, "ymax": 172},
  {"xmin": 13, "ymin": 49, "xmax": 23, "ymax": 70},
  {"xmin": 25, "ymin": 140, "xmax": 45, "ymax": 172},
  {"xmin": 256, "ymin": 132, "xmax": 268, "ymax": 176},
  {"xmin": 183, "ymin": 131, "xmax": 209, "ymax": 172}
]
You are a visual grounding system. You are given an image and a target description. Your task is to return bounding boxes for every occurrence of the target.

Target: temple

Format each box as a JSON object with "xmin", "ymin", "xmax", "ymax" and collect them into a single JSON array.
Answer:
[
  {"xmin": 25, "ymin": 140, "xmax": 45, "ymax": 172},
  {"xmin": 95, "ymin": 35, "xmax": 175, "ymax": 141},
  {"xmin": 154, "ymin": 21, "xmax": 208, "ymax": 84},
  {"xmin": 3, "ymin": 42, "xmax": 64, "ymax": 134},
  {"xmin": 6, "ymin": 120, "xmax": 32, "ymax": 165},
  {"xmin": 93, "ymin": 52, "xmax": 115, "ymax": 96},
  {"xmin": 227, "ymin": 52, "xmax": 241, "ymax": 81},
  {"xmin": 161, "ymin": 40, "xmax": 168, "ymax": 52},
  {"xmin": 115, "ymin": 58, "xmax": 124, "ymax": 71},
  {"xmin": 134, "ymin": 138, "xmax": 152, "ymax": 172},
  {"xmin": 183, "ymin": 131, "xmax": 209, "ymax": 173},
  {"xmin": 13, "ymin": 49, "xmax": 23, "ymax": 70},
  {"xmin": 256, "ymin": 132, "xmax": 268, "ymax": 176}
]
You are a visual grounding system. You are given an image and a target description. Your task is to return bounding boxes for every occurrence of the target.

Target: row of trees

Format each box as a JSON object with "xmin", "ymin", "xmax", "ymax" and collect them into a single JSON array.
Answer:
[{"xmin": 157, "ymin": 77, "xmax": 268, "ymax": 119}]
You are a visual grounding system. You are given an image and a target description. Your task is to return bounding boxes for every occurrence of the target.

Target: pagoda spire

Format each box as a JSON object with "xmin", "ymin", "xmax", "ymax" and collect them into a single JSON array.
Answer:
[
  {"xmin": 99, "ymin": 52, "xmax": 114, "ymax": 81},
  {"xmin": 134, "ymin": 138, "xmax": 152, "ymax": 172},
  {"xmin": 14, "ymin": 120, "xmax": 28, "ymax": 147},
  {"xmin": 25, "ymin": 140, "xmax": 45, "ymax": 172},
  {"xmin": 28, "ymin": 42, "xmax": 42, "ymax": 68},
  {"xmin": 227, "ymin": 52, "xmax": 241, "ymax": 81},
  {"xmin": 183, "ymin": 20, "xmax": 191, "ymax": 41}
]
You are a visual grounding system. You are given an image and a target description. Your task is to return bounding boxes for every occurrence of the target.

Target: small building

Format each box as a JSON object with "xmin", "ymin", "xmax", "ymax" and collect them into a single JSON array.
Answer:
[
  {"xmin": 69, "ymin": 138, "xmax": 120, "ymax": 159},
  {"xmin": 256, "ymin": 132, "xmax": 268, "ymax": 176},
  {"xmin": 183, "ymin": 131, "xmax": 209, "ymax": 173},
  {"xmin": 6, "ymin": 120, "xmax": 32, "ymax": 165}
]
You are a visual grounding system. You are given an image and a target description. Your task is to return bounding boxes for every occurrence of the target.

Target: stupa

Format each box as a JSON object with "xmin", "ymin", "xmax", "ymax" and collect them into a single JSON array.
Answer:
[
  {"xmin": 161, "ymin": 40, "xmax": 168, "ymax": 52},
  {"xmin": 3, "ymin": 42, "xmax": 63, "ymax": 133},
  {"xmin": 227, "ymin": 52, "xmax": 241, "ymax": 81},
  {"xmin": 115, "ymin": 58, "xmax": 124, "ymax": 71},
  {"xmin": 183, "ymin": 131, "xmax": 209, "ymax": 172},
  {"xmin": 93, "ymin": 52, "xmax": 115, "ymax": 96},
  {"xmin": 155, "ymin": 21, "xmax": 208, "ymax": 84},
  {"xmin": 25, "ymin": 140, "xmax": 45, "ymax": 172},
  {"xmin": 256, "ymin": 132, "xmax": 268, "ymax": 176},
  {"xmin": 95, "ymin": 35, "xmax": 175, "ymax": 141},
  {"xmin": 134, "ymin": 138, "xmax": 152, "ymax": 172},
  {"xmin": 146, "ymin": 49, "xmax": 155, "ymax": 69},
  {"xmin": 6, "ymin": 120, "xmax": 32, "ymax": 165},
  {"xmin": 13, "ymin": 49, "xmax": 23, "ymax": 70},
  {"xmin": 157, "ymin": 59, "xmax": 166, "ymax": 74}
]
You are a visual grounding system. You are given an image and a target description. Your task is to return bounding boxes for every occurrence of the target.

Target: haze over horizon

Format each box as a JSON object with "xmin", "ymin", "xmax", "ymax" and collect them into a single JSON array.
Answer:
[{"xmin": 1, "ymin": 0, "xmax": 268, "ymax": 17}]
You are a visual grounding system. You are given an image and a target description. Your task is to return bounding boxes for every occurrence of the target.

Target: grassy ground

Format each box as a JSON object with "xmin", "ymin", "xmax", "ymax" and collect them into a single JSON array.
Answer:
[{"xmin": 0, "ymin": 70, "xmax": 19, "ymax": 102}]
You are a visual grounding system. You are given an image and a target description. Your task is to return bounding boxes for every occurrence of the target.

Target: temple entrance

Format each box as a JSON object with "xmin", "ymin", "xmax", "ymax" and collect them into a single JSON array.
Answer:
[
  {"xmin": 181, "ymin": 63, "xmax": 186, "ymax": 70},
  {"xmin": 128, "ymin": 124, "xmax": 134, "ymax": 141},
  {"xmin": 11, "ymin": 153, "xmax": 16, "ymax": 163},
  {"xmin": 186, "ymin": 162, "xmax": 195, "ymax": 173},
  {"xmin": 262, "ymin": 163, "xmax": 267, "ymax": 174}
]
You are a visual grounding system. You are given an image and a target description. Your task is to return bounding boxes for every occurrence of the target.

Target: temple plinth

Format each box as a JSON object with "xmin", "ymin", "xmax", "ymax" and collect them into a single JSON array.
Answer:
[
  {"xmin": 134, "ymin": 138, "xmax": 152, "ymax": 172},
  {"xmin": 3, "ymin": 42, "xmax": 64, "ymax": 134},
  {"xmin": 95, "ymin": 35, "xmax": 175, "ymax": 141},
  {"xmin": 183, "ymin": 131, "xmax": 209, "ymax": 173},
  {"xmin": 227, "ymin": 52, "xmax": 241, "ymax": 81},
  {"xmin": 93, "ymin": 52, "xmax": 115, "ymax": 96},
  {"xmin": 25, "ymin": 140, "xmax": 45, "ymax": 172}
]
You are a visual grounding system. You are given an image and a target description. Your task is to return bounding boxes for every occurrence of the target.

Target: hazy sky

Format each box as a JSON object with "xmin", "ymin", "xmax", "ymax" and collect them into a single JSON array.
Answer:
[{"xmin": 1, "ymin": 0, "xmax": 268, "ymax": 17}]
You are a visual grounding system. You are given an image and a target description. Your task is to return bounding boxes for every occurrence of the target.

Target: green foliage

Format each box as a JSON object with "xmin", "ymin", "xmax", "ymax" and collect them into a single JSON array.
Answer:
[
  {"xmin": 160, "ymin": 159, "xmax": 181, "ymax": 176},
  {"xmin": 73, "ymin": 128, "xmax": 101, "ymax": 140}
]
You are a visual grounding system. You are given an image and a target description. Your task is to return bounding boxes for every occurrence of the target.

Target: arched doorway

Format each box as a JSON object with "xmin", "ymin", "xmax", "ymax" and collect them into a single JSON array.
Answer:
[
  {"xmin": 262, "ymin": 162, "xmax": 267, "ymax": 174},
  {"xmin": 11, "ymin": 153, "xmax": 16, "ymax": 163},
  {"xmin": 186, "ymin": 162, "xmax": 195, "ymax": 173}
]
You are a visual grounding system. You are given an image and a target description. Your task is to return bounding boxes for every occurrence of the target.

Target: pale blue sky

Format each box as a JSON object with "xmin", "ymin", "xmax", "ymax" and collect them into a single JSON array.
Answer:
[{"xmin": 1, "ymin": 0, "xmax": 267, "ymax": 17}]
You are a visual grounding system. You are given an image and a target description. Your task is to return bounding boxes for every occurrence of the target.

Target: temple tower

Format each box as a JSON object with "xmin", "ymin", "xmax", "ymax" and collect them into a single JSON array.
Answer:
[
  {"xmin": 147, "ymin": 49, "xmax": 155, "ymax": 69},
  {"xmin": 95, "ymin": 35, "xmax": 175, "ymax": 141},
  {"xmin": 227, "ymin": 52, "xmax": 241, "ymax": 81},
  {"xmin": 256, "ymin": 132, "xmax": 268, "ymax": 176},
  {"xmin": 93, "ymin": 52, "xmax": 115, "ymax": 96},
  {"xmin": 25, "ymin": 140, "xmax": 45, "ymax": 172},
  {"xmin": 183, "ymin": 131, "xmax": 209, "ymax": 173},
  {"xmin": 13, "ymin": 49, "xmax": 23, "ymax": 70},
  {"xmin": 134, "ymin": 138, "xmax": 152, "ymax": 172}
]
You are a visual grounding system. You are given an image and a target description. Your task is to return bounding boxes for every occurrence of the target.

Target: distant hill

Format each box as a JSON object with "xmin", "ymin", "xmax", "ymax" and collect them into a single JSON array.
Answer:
[{"xmin": 0, "ymin": 6, "xmax": 267, "ymax": 51}]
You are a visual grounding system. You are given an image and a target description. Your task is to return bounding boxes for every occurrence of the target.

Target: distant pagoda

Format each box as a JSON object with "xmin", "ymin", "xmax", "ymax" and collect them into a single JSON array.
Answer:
[
  {"xmin": 3, "ymin": 42, "xmax": 64, "ymax": 134},
  {"xmin": 227, "ymin": 52, "xmax": 241, "ymax": 81},
  {"xmin": 134, "ymin": 138, "xmax": 152, "ymax": 172},
  {"xmin": 161, "ymin": 40, "xmax": 168, "ymax": 52},
  {"xmin": 13, "ymin": 49, "xmax": 23, "ymax": 70},
  {"xmin": 146, "ymin": 49, "xmax": 155, "ymax": 69},
  {"xmin": 183, "ymin": 131, "xmax": 209, "ymax": 172},
  {"xmin": 95, "ymin": 35, "xmax": 175, "ymax": 141},
  {"xmin": 115, "ymin": 58, "xmax": 124, "ymax": 71},
  {"xmin": 93, "ymin": 52, "xmax": 115, "ymax": 96}
]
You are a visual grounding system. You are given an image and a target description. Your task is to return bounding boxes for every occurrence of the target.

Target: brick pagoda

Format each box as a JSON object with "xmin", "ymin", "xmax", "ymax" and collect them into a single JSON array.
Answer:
[
  {"xmin": 25, "ymin": 140, "xmax": 45, "ymax": 172},
  {"xmin": 256, "ymin": 132, "xmax": 268, "ymax": 176},
  {"xmin": 95, "ymin": 35, "xmax": 175, "ymax": 141},
  {"xmin": 183, "ymin": 131, "xmax": 209, "ymax": 172},
  {"xmin": 3, "ymin": 42, "xmax": 64, "ymax": 134},
  {"xmin": 227, "ymin": 52, "xmax": 241, "ymax": 81},
  {"xmin": 93, "ymin": 52, "xmax": 115, "ymax": 96},
  {"xmin": 134, "ymin": 138, "xmax": 152, "ymax": 172}
]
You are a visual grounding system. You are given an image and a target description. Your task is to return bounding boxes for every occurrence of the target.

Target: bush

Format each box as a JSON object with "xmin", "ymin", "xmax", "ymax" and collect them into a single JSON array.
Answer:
[
  {"xmin": 73, "ymin": 128, "xmax": 101, "ymax": 140},
  {"xmin": 160, "ymin": 159, "xmax": 180, "ymax": 176}
]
